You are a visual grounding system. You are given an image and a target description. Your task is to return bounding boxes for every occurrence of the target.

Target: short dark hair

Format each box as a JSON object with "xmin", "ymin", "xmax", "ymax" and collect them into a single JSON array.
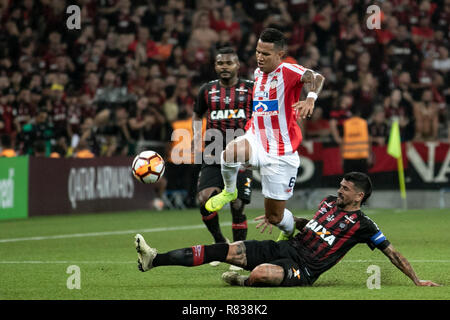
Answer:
[
  {"xmin": 259, "ymin": 28, "xmax": 287, "ymax": 51},
  {"xmin": 217, "ymin": 47, "xmax": 236, "ymax": 55},
  {"xmin": 343, "ymin": 172, "xmax": 372, "ymax": 205}
]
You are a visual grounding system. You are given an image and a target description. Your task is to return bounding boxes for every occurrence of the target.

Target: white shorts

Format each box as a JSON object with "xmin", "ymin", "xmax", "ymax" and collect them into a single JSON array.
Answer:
[{"xmin": 235, "ymin": 131, "xmax": 300, "ymax": 201}]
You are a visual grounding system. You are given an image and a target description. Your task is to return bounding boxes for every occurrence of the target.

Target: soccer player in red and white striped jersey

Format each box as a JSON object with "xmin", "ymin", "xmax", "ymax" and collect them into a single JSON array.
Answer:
[{"xmin": 206, "ymin": 28, "xmax": 325, "ymax": 240}]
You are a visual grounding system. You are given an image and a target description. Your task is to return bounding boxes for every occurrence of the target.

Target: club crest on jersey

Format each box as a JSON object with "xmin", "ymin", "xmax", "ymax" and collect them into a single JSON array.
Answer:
[
  {"xmin": 305, "ymin": 220, "xmax": 336, "ymax": 246},
  {"xmin": 223, "ymin": 97, "xmax": 231, "ymax": 105},
  {"xmin": 210, "ymin": 109, "xmax": 246, "ymax": 120},
  {"xmin": 252, "ymin": 100, "xmax": 279, "ymax": 115},
  {"xmin": 270, "ymin": 79, "xmax": 278, "ymax": 89}
]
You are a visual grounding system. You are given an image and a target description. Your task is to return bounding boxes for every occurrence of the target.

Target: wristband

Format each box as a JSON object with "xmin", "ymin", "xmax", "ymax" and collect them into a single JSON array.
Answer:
[{"xmin": 307, "ymin": 92, "xmax": 318, "ymax": 101}]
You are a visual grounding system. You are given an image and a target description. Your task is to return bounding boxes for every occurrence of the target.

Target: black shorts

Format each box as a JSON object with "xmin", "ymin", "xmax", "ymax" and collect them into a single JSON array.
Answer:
[
  {"xmin": 243, "ymin": 240, "xmax": 313, "ymax": 287},
  {"xmin": 197, "ymin": 164, "xmax": 252, "ymax": 204}
]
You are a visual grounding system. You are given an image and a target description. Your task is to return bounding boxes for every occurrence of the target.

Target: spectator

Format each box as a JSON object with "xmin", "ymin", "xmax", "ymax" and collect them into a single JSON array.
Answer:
[
  {"xmin": 213, "ymin": 5, "xmax": 241, "ymax": 45},
  {"xmin": 369, "ymin": 107, "xmax": 389, "ymax": 146},
  {"xmin": 48, "ymin": 83, "xmax": 68, "ymax": 140},
  {"xmin": 78, "ymin": 117, "xmax": 101, "ymax": 156},
  {"xmin": 18, "ymin": 107, "xmax": 54, "ymax": 156},
  {"xmin": 384, "ymin": 89, "xmax": 415, "ymax": 141},
  {"xmin": 128, "ymin": 26, "xmax": 161, "ymax": 64},
  {"xmin": 413, "ymin": 89, "xmax": 439, "ymax": 141},
  {"xmin": 94, "ymin": 69, "xmax": 134, "ymax": 111},
  {"xmin": 432, "ymin": 46, "xmax": 450, "ymax": 73},
  {"xmin": 329, "ymin": 95, "xmax": 353, "ymax": 146},
  {"xmin": 386, "ymin": 25, "xmax": 421, "ymax": 72},
  {"xmin": 188, "ymin": 10, "xmax": 218, "ymax": 57}
]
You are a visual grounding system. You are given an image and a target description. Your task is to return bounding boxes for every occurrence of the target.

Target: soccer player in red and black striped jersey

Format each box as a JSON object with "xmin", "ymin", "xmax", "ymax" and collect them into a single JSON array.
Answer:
[
  {"xmin": 192, "ymin": 47, "xmax": 253, "ymax": 264},
  {"xmin": 135, "ymin": 172, "xmax": 440, "ymax": 287}
]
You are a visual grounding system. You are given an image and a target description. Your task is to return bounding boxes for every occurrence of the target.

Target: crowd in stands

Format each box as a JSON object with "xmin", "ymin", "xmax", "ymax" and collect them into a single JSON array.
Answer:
[{"xmin": 0, "ymin": 0, "xmax": 449, "ymax": 160}]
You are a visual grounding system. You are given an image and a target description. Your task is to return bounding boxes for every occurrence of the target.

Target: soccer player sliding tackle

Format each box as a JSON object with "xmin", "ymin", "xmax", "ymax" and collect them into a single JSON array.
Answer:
[
  {"xmin": 134, "ymin": 172, "xmax": 440, "ymax": 287},
  {"xmin": 205, "ymin": 28, "xmax": 325, "ymax": 240}
]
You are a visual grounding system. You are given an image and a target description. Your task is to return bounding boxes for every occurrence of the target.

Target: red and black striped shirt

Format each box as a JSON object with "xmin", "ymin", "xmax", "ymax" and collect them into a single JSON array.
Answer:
[
  {"xmin": 290, "ymin": 195, "xmax": 390, "ymax": 281},
  {"xmin": 194, "ymin": 79, "xmax": 253, "ymax": 152}
]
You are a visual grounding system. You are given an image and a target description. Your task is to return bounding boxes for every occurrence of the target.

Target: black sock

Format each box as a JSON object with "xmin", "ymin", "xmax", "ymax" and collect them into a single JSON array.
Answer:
[
  {"xmin": 152, "ymin": 243, "xmax": 229, "ymax": 267},
  {"xmin": 231, "ymin": 201, "xmax": 247, "ymax": 242},
  {"xmin": 200, "ymin": 205, "xmax": 226, "ymax": 243}
]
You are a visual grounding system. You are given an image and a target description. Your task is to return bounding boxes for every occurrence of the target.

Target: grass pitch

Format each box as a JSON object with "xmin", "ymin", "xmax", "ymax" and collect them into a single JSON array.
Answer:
[{"xmin": 0, "ymin": 207, "xmax": 449, "ymax": 300}]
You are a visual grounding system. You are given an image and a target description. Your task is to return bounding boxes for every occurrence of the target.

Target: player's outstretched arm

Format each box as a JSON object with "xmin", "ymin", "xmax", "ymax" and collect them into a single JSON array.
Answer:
[
  {"xmin": 294, "ymin": 69, "xmax": 325, "ymax": 119},
  {"xmin": 300, "ymin": 69, "xmax": 325, "ymax": 96},
  {"xmin": 382, "ymin": 244, "xmax": 441, "ymax": 286}
]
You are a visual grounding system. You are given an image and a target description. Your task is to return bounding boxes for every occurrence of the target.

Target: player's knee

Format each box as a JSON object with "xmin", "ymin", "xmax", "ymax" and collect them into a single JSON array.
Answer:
[
  {"xmin": 198, "ymin": 189, "xmax": 220, "ymax": 206},
  {"xmin": 230, "ymin": 198, "xmax": 243, "ymax": 211},
  {"xmin": 266, "ymin": 211, "xmax": 282, "ymax": 225},
  {"xmin": 223, "ymin": 143, "xmax": 238, "ymax": 163},
  {"xmin": 197, "ymin": 192, "xmax": 210, "ymax": 207}
]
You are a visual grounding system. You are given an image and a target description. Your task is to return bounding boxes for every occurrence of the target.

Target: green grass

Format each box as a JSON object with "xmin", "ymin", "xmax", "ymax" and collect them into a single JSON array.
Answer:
[{"xmin": 0, "ymin": 208, "xmax": 449, "ymax": 300}]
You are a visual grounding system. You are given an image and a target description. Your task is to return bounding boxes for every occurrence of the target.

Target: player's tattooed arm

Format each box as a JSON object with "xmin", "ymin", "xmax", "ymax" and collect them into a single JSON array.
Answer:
[
  {"xmin": 301, "ymin": 69, "xmax": 325, "ymax": 96},
  {"xmin": 226, "ymin": 241, "xmax": 248, "ymax": 267},
  {"xmin": 382, "ymin": 244, "xmax": 440, "ymax": 286},
  {"xmin": 294, "ymin": 69, "xmax": 325, "ymax": 118}
]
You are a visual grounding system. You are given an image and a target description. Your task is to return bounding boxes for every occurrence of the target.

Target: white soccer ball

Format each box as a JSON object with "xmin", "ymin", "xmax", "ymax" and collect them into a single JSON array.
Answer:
[{"xmin": 131, "ymin": 150, "xmax": 165, "ymax": 184}]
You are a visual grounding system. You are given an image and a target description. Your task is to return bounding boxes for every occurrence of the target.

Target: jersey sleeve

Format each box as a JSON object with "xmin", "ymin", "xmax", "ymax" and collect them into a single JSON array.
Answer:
[
  {"xmin": 360, "ymin": 216, "xmax": 390, "ymax": 251},
  {"xmin": 282, "ymin": 63, "xmax": 305, "ymax": 86},
  {"xmin": 193, "ymin": 83, "xmax": 208, "ymax": 116}
]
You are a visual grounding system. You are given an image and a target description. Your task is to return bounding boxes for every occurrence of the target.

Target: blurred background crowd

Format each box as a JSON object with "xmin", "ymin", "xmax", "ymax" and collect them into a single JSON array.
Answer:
[{"xmin": 0, "ymin": 0, "xmax": 449, "ymax": 160}]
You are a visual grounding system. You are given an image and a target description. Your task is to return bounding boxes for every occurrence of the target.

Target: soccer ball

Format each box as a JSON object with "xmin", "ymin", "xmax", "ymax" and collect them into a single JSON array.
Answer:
[{"xmin": 131, "ymin": 150, "xmax": 165, "ymax": 184}]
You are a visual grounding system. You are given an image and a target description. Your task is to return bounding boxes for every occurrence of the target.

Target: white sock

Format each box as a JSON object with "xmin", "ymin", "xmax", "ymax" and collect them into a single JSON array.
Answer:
[
  {"xmin": 276, "ymin": 208, "xmax": 295, "ymax": 235},
  {"xmin": 221, "ymin": 151, "xmax": 240, "ymax": 193}
]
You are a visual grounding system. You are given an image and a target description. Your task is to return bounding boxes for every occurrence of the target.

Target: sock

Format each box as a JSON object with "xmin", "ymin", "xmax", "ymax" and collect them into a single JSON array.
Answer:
[
  {"xmin": 200, "ymin": 205, "xmax": 226, "ymax": 243},
  {"xmin": 276, "ymin": 208, "xmax": 295, "ymax": 235},
  {"xmin": 231, "ymin": 200, "xmax": 247, "ymax": 241},
  {"xmin": 221, "ymin": 151, "xmax": 240, "ymax": 193},
  {"xmin": 152, "ymin": 243, "xmax": 229, "ymax": 267}
]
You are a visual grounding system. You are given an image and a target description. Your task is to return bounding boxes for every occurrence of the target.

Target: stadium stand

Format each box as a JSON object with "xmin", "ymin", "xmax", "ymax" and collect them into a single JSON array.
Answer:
[{"xmin": 0, "ymin": 0, "xmax": 449, "ymax": 206}]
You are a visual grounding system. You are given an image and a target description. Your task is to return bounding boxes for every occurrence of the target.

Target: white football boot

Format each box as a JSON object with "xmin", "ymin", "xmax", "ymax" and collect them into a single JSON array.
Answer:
[
  {"xmin": 222, "ymin": 271, "xmax": 248, "ymax": 286},
  {"xmin": 134, "ymin": 234, "xmax": 157, "ymax": 272}
]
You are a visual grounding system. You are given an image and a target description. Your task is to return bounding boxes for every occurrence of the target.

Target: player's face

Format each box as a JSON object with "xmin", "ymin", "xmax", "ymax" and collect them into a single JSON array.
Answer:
[
  {"xmin": 336, "ymin": 179, "xmax": 364, "ymax": 209},
  {"xmin": 215, "ymin": 54, "xmax": 239, "ymax": 81},
  {"xmin": 256, "ymin": 40, "xmax": 283, "ymax": 73}
]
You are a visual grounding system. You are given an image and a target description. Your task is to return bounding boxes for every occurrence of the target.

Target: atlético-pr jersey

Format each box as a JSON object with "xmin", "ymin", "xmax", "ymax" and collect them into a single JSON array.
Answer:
[
  {"xmin": 246, "ymin": 63, "xmax": 306, "ymax": 156},
  {"xmin": 290, "ymin": 195, "xmax": 390, "ymax": 281},
  {"xmin": 194, "ymin": 78, "xmax": 253, "ymax": 151}
]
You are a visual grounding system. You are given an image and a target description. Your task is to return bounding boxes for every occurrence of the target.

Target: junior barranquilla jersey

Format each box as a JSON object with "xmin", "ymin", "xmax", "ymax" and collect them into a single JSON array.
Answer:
[{"xmin": 246, "ymin": 62, "xmax": 307, "ymax": 156}]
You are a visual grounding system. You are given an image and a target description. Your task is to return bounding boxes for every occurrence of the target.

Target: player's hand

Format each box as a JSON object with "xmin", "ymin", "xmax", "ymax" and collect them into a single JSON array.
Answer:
[
  {"xmin": 416, "ymin": 280, "xmax": 441, "ymax": 287},
  {"xmin": 255, "ymin": 215, "xmax": 273, "ymax": 234},
  {"xmin": 293, "ymin": 98, "xmax": 315, "ymax": 119}
]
